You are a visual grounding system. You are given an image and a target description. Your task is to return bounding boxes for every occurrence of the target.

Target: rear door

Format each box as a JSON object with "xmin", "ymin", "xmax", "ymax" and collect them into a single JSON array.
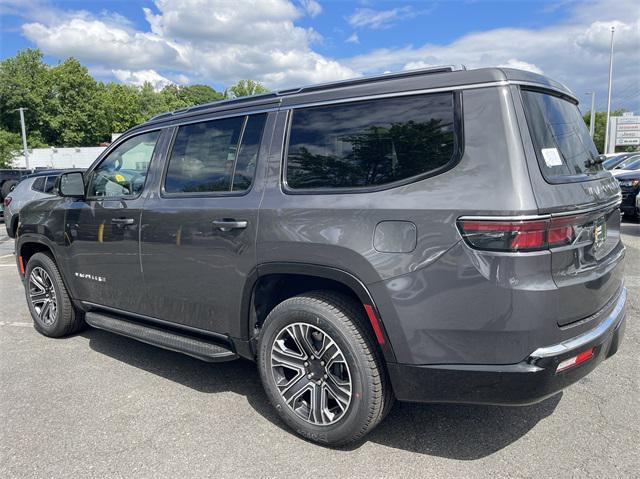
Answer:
[
  {"xmin": 139, "ymin": 112, "xmax": 272, "ymax": 336},
  {"xmin": 517, "ymin": 87, "xmax": 625, "ymax": 325}
]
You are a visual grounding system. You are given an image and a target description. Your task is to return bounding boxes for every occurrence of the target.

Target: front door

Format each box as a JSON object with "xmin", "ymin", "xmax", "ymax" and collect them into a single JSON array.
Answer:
[
  {"xmin": 65, "ymin": 129, "xmax": 163, "ymax": 313},
  {"xmin": 139, "ymin": 113, "xmax": 271, "ymax": 336}
]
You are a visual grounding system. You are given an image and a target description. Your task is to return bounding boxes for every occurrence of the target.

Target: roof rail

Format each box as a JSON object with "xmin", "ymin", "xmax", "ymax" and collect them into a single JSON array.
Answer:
[{"xmin": 147, "ymin": 64, "xmax": 467, "ymax": 123}]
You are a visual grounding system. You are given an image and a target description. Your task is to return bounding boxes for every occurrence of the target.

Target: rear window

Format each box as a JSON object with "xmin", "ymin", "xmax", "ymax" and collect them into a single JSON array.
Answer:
[
  {"xmin": 31, "ymin": 177, "xmax": 45, "ymax": 192},
  {"xmin": 521, "ymin": 89, "xmax": 605, "ymax": 183},
  {"xmin": 285, "ymin": 92, "xmax": 458, "ymax": 190}
]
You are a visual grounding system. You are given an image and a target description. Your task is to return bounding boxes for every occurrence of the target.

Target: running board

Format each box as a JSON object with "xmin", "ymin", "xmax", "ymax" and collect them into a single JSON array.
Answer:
[{"xmin": 85, "ymin": 312, "xmax": 238, "ymax": 362}]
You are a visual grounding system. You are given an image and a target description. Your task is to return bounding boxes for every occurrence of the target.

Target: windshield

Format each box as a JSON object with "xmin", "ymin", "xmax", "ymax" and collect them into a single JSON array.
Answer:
[{"xmin": 521, "ymin": 89, "xmax": 606, "ymax": 183}]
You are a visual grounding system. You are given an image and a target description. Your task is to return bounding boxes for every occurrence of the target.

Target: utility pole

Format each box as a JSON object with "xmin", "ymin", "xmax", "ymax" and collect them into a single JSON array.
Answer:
[
  {"xmin": 586, "ymin": 92, "xmax": 596, "ymax": 138},
  {"xmin": 13, "ymin": 107, "xmax": 30, "ymax": 169},
  {"xmin": 604, "ymin": 26, "xmax": 615, "ymax": 154}
]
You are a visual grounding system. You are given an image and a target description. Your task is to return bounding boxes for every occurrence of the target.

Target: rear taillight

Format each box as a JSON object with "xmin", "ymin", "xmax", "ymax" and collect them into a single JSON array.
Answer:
[
  {"xmin": 3, "ymin": 197, "xmax": 11, "ymax": 207},
  {"xmin": 457, "ymin": 216, "xmax": 576, "ymax": 252}
]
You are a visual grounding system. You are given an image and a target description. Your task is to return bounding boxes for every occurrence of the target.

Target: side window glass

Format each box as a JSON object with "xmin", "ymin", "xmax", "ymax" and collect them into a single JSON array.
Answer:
[
  {"xmin": 165, "ymin": 117, "xmax": 244, "ymax": 194},
  {"xmin": 31, "ymin": 177, "xmax": 45, "ymax": 192},
  {"xmin": 232, "ymin": 113, "xmax": 267, "ymax": 191},
  {"xmin": 87, "ymin": 131, "xmax": 160, "ymax": 198},
  {"xmin": 44, "ymin": 176, "xmax": 57, "ymax": 194},
  {"xmin": 286, "ymin": 92, "xmax": 456, "ymax": 190}
]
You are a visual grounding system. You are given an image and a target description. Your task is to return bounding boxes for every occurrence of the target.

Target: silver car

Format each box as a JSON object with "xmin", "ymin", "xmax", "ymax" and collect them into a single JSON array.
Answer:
[{"xmin": 4, "ymin": 171, "xmax": 69, "ymax": 237}]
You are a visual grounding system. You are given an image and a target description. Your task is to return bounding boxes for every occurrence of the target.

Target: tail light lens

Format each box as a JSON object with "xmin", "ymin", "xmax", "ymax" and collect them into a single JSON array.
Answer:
[
  {"xmin": 458, "ymin": 216, "xmax": 578, "ymax": 252},
  {"xmin": 3, "ymin": 197, "xmax": 11, "ymax": 207}
]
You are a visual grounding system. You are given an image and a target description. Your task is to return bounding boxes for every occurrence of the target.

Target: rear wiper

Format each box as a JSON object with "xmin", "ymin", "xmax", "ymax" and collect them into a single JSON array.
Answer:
[{"xmin": 584, "ymin": 155, "xmax": 605, "ymax": 168}]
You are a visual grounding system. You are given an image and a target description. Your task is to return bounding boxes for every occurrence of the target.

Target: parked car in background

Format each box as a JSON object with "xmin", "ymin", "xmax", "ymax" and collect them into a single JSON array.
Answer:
[
  {"xmin": 615, "ymin": 170, "xmax": 640, "ymax": 218},
  {"xmin": 4, "ymin": 170, "xmax": 81, "ymax": 237},
  {"xmin": 603, "ymin": 153, "xmax": 639, "ymax": 170},
  {"xmin": 611, "ymin": 156, "xmax": 640, "ymax": 177},
  {"xmin": 0, "ymin": 169, "xmax": 36, "ymax": 221}
]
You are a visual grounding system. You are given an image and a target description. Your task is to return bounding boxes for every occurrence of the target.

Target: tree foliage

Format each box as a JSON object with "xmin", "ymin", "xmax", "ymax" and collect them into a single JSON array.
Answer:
[
  {"xmin": 225, "ymin": 79, "xmax": 269, "ymax": 98},
  {"xmin": 582, "ymin": 108, "xmax": 631, "ymax": 154},
  {"xmin": 0, "ymin": 49, "xmax": 267, "ymax": 158}
]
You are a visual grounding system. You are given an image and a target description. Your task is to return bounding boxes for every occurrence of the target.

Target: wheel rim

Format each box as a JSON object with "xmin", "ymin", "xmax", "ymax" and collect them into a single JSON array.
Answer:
[
  {"xmin": 270, "ymin": 322, "xmax": 352, "ymax": 426},
  {"xmin": 28, "ymin": 267, "xmax": 57, "ymax": 326}
]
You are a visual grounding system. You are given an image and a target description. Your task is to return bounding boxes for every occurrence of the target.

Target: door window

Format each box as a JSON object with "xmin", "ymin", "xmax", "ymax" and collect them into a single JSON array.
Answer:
[
  {"xmin": 44, "ymin": 176, "xmax": 57, "ymax": 194},
  {"xmin": 87, "ymin": 131, "xmax": 160, "ymax": 198},
  {"xmin": 164, "ymin": 113, "xmax": 267, "ymax": 194}
]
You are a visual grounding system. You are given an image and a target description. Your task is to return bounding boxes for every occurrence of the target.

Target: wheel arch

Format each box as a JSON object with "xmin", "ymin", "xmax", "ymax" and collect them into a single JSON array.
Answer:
[{"xmin": 240, "ymin": 263, "xmax": 397, "ymax": 363}]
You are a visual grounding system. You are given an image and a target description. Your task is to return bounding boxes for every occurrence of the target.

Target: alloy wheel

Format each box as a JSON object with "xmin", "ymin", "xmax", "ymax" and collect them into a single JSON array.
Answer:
[
  {"xmin": 270, "ymin": 322, "xmax": 352, "ymax": 426},
  {"xmin": 29, "ymin": 267, "xmax": 57, "ymax": 326}
]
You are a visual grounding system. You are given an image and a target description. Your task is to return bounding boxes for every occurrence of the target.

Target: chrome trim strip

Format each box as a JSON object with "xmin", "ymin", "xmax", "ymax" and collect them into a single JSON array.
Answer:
[
  {"xmin": 530, "ymin": 287, "xmax": 626, "ymax": 359},
  {"xmin": 458, "ymin": 214, "xmax": 551, "ymax": 222},
  {"xmin": 458, "ymin": 198, "xmax": 621, "ymax": 223},
  {"xmin": 282, "ymin": 81, "xmax": 509, "ymax": 111}
]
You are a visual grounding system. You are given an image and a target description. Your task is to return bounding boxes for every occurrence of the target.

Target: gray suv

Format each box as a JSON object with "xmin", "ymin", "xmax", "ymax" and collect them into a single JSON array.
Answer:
[{"xmin": 14, "ymin": 66, "xmax": 627, "ymax": 445}]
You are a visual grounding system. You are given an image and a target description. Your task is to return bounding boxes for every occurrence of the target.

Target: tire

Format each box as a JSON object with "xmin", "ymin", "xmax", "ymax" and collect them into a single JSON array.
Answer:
[
  {"xmin": 257, "ymin": 291, "xmax": 393, "ymax": 446},
  {"xmin": 24, "ymin": 252, "xmax": 86, "ymax": 337},
  {"xmin": 1, "ymin": 180, "xmax": 18, "ymax": 200}
]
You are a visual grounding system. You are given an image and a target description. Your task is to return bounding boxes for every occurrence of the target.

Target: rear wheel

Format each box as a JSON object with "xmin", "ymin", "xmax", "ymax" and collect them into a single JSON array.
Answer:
[
  {"xmin": 25, "ymin": 252, "xmax": 85, "ymax": 337},
  {"xmin": 257, "ymin": 291, "xmax": 392, "ymax": 445}
]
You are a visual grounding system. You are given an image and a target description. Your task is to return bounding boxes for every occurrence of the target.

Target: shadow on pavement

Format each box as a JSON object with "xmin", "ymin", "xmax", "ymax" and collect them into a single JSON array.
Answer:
[{"xmin": 81, "ymin": 327, "xmax": 561, "ymax": 460}]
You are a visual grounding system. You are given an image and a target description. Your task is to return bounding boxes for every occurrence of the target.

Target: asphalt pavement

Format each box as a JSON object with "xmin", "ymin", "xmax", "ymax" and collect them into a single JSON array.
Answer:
[{"xmin": 1, "ymin": 220, "xmax": 638, "ymax": 478}]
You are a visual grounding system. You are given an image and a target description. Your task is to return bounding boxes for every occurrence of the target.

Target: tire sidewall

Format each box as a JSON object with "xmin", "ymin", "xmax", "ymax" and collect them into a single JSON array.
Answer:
[
  {"xmin": 25, "ymin": 254, "xmax": 66, "ymax": 336},
  {"xmin": 258, "ymin": 298, "xmax": 376, "ymax": 445}
]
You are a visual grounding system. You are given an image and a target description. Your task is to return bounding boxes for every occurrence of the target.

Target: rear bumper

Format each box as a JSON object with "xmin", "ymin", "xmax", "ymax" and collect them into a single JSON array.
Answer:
[{"xmin": 388, "ymin": 287, "xmax": 627, "ymax": 406}]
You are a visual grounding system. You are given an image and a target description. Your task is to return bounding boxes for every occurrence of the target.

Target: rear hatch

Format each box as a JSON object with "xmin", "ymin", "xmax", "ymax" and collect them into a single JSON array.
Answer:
[{"xmin": 519, "ymin": 88, "xmax": 625, "ymax": 326}]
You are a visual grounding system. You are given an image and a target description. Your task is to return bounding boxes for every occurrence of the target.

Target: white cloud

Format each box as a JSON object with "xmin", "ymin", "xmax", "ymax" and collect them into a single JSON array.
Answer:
[
  {"xmin": 22, "ymin": 0, "xmax": 353, "ymax": 88},
  {"xmin": 299, "ymin": 0, "xmax": 322, "ymax": 18},
  {"xmin": 347, "ymin": 7, "xmax": 417, "ymax": 30},
  {"xmin": 346, "ymin": 32, "xmax": 359, "ymax": 44},
  {"xmin": 112, "ymin": 69, "xmax": 175, "ymax": 90},
  {"xmin": 14, "ymin": 0, "xmax": 640, "ymax": 112}
]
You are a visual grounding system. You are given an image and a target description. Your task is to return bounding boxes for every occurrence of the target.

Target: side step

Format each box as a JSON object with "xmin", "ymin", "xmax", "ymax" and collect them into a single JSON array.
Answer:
[{"xmin": 85, "ymin": 312, "xmax": 238, "ymax": 362}]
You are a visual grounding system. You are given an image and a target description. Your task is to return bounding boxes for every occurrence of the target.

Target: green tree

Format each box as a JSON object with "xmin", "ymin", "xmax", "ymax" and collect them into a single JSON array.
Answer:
[
  {"xmin": 45, "ymin": 58, "xmax": 104, "ymax": 146},
  {"xmin": 178, "ymin": 84, "xmax": 223, "ymax": 105},
  {"xmin": 0, "ymin": 130, "xmax": 22, "ymax": 168},
  {"xmin": 582, "ymin": 109, "xmax": 628, "ymax": 154},
  {"xmin": 97, "ymin": 83, "xmax": 143, "ymax": 135},
  {"xmin": 0, "ymin": 49, "xmax": 52, "ymax": 142},
  {"xmin": 225, "ymin": 79, "xmax": 269, "ymax": 98}
]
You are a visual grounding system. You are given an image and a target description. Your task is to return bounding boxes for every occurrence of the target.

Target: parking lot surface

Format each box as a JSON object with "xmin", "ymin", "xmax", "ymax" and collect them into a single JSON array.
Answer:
[{"xmin": 1, "ymin": 221, "xmax": 638, "ymax": 479}]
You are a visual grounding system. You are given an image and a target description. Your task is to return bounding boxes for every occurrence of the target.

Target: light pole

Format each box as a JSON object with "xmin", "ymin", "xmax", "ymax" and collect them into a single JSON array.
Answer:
[
  {"xmin": 13, "ymin": 107, "xmax": 30, "ymax": 169},
  {"xmin": 586, "ymin": 92, "xmax": 596, "ymax": 138},
  {"xmin": 604, "ymin": 26, "xmax": 615, "ymax": 154}
]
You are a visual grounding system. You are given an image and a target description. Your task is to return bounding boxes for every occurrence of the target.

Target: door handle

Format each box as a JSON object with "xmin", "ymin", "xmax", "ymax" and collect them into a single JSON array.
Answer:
[
  {"xmin": 111, "ymin": 218, "xmax": 135, "ymax": 225},
  {"xmin": 212, "ymin": 219, "xmax": 248, "ymax": 232}
]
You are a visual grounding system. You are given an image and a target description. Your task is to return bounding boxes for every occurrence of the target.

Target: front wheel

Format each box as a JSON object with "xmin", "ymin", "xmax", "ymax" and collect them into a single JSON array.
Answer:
[
  {"xmin": 24, "ymin": 252, "xmax": 85, "ymax": 337},
  {"xmin": 257, "ymin": 291, "xmax": 392, "ymax": 446}
]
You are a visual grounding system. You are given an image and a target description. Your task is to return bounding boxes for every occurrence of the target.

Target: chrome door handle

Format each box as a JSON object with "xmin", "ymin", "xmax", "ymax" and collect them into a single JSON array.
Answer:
[
  {"xmin": 111, "ymin": 218, "xmax": 135, "ymax": 225},
  {"xmin": 212, "ymin": 219, "xmax": 248, "ymax": 232}
]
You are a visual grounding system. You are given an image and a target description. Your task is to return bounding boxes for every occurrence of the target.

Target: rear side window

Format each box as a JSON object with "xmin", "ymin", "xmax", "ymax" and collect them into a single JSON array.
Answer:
[
  {"xmin": 164, "ymin": 113, "xmax": 267, "ymax": 194},
  {"xmin": 521, "ymin": 89, "xmax": 605, "ymax": 183},
  {"xmin": 285, "ymin": 92, "xmax": 458, "ymax": 190},
  {"xmin": 44, "ymin": 176, "xmax": 57, "ymax": 194},
  {"xmin": 31, "ymin": 177, "xmax": 45, "ymax": 192}
]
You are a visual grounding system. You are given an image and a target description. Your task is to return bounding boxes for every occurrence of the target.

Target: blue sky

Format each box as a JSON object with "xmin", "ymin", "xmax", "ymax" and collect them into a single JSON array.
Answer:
[{"xmin": 1, "ymin": 0, "xmax": 638, "ymax": 111}]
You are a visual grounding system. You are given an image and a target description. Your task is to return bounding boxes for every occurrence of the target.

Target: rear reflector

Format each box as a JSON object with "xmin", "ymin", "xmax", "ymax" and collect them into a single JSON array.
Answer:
[
  {"xmin": 556, "ymin": 347, "xmax": 595, "ymax": 373},
  {"xmin": 457, "ymin": 216, "xmax": 579, "ymax": 252},
  {"xmin": 18, "ymin": 256, "xmax": 25, "ymax": 275},
  {"xmin": 363, "ymin": 304, "xmax": 385, "ymax": 345}
]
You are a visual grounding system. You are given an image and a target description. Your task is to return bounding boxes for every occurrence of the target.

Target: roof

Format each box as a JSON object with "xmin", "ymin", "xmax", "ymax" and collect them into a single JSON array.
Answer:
[{"xmin": 135, "ymin": 65, "xmax": 576, "ymax": 131}]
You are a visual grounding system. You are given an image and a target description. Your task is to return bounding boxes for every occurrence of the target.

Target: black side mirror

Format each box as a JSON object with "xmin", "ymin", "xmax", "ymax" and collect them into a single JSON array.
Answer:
[{"xmin": 57, "ymin": 171, "xmax": 85, "ymax": 198}]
